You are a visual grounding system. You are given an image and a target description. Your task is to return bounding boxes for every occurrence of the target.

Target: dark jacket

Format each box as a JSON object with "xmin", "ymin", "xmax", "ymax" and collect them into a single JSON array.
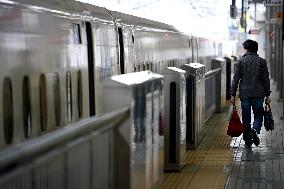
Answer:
[{"xmin": 231, "ymin": 52, "xmax": 270, "ymax": 98}]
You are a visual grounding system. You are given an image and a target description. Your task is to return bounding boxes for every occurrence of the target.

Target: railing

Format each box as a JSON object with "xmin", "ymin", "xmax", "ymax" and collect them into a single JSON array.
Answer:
[
  {"xmin": 204, "ymin": 68, "xmax": 221, "ymax": 122},
  {"xmin": 204, "ymin": 68, "xmax": 221, "ymax": 79},
  {"xmin": 0, "ymin": 107, "xmax": 130, "ymax": 189}
]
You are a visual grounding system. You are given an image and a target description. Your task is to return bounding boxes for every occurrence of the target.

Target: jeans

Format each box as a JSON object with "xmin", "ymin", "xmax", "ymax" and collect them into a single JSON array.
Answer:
[{"xmin": 241, "ymin": 98, "xmax": 264, "ymax": 143}]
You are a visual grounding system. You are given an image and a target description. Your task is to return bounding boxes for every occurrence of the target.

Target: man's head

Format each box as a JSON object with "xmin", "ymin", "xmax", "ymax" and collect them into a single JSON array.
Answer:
[{"xmin": 242, "ymin": 39, "xmax": 258, "ymax": 53}]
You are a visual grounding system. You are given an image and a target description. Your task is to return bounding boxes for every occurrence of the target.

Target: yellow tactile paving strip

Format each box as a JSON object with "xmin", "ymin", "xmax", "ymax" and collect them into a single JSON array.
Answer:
[{"xmin": 161, "ymin": 106, "xmax": 234, "ymax": 189}]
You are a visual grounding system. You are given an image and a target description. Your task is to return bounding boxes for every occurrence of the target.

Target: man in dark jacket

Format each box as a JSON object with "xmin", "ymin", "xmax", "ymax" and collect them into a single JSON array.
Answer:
[{"xmin": 231, "ymin": 39, "xmax": 271, "ymax": 147}]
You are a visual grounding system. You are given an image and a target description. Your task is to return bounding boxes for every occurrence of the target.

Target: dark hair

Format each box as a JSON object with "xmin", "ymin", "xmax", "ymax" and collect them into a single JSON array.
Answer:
[{"xmin": 242, "ymin": 39, "xmax": 258, "ymax": 53}]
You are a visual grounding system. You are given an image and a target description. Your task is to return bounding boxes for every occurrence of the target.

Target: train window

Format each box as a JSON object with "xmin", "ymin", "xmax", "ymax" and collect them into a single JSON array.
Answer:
[
  {"xmin": 134, "ymin": 64, "xmax": 136, "ymax": 72},
  {"xmin": 3, "ymin": 77, "xmax": 13, "ymax": 144},
  {"xmin": 143, "ymin": 64, "xmax": 146, "ymax": 71},
  {"xmin": 22, "ymin": 76, "xmax": 32, "ymax": 138},
  {"xmin": 53, "ymin": 73, "xmax": 61, "ymax": 126},
  {"xmin": 118, "ymin": 28, "xmax": 125, "ymax": 74},
  {"xmin": 73, "ymin": 23, "xmax": 82, "ymax": 44},
  {"xmin": 146, "ymin": 63, "xmax": 149, "ymax": 70},
  {"xmin": 137, "ymin": 65, "xmax": 140, "ymax": 71},
  {"xmin": 39, "ymin": 74, "xmax": 47, "ymax": 132},
  {"xmin": 85, "ymin": 21, "xmax": 95, "ymax": 116},
  {"xmin": 66, "ymin": 71, "xmax": 72, "ymax": 122},
  {"xmin": 132, "ymin": 35, "xmax": 135, "ymax": 44},
  {"xmin": 78, "ymin": 71, "xmax": 83, "ymax": 118}
]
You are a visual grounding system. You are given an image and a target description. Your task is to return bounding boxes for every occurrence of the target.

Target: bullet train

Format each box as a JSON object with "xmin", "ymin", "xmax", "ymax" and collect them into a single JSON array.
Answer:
[{"xmin": 0, "ymin": 0, "xmax": 223, "ymax": 147}]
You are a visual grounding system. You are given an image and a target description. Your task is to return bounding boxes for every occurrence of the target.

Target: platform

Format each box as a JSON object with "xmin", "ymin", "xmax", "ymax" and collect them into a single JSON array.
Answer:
[{"xmin": 162, "ymin": 81, "xmax": 283, "ymax": 189}]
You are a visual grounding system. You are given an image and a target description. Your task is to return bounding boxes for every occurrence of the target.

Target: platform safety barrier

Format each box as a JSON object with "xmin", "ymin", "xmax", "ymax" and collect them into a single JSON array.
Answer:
[
  {"xmin": 204, "ymin": 68, "xmax": 221, "ymax": 122},
  {"xmin": 102, "ymin": 71, "xmax": 164, "ymax": 189},
  {"xmin": 162, "ymin": 67, "xmax": 186, "ymax": 172},
  {"xmin": 211, "ymin": 58, "xmax": 227, "ymax": 113},
  {"xmin": 231, "ymin": 55, "xmax": 238, "ymax": 74},
  {"xmin": 180, "ymin": 63, "xmax": 205, "ymax": 150},
  {"xmin": 0, "ymin": 107, "xmax": 130, "ymax": 189},
  {"xmin": 224, "ymin": 56, "xmax": 233, "ymax": 100}
]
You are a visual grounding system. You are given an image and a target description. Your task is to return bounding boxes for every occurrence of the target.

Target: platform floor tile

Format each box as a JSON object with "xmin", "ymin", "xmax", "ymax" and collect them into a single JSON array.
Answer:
[{"xmin": 161, "ymin": 105, "xmax": 233, "ymax": 189}]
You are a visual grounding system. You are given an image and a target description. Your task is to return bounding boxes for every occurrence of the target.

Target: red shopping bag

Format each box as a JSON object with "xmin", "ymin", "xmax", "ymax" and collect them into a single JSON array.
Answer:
[{"xmin": 227, "ymin": 105, "xmax": 244, "ymax": 137}]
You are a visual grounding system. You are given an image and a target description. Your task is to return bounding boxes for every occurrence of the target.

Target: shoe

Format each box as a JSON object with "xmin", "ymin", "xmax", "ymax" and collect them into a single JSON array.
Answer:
[
  {"xmin": 251, "ymin": 129, "xmax": 260, "ymax": 146},
  {"xmin": 245, "ymin": 143, "xmax": 252, "ymax": 148},
  {"xmin": 245, "ymin": 141, "xmax": 252, "ymax": 148},
  {"xmin": 253, "ymin": 128, "xmax": 260, "ymax": 134}
]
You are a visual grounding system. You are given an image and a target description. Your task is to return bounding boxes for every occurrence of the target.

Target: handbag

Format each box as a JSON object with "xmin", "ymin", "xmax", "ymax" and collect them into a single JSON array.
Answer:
[
  {"xmin": 227, "ymin": 105, "xmax": 244, "ymax": 137},
  {"xmin": 264, "ymin": 103, "xmax": 274, "ymax": 131}
]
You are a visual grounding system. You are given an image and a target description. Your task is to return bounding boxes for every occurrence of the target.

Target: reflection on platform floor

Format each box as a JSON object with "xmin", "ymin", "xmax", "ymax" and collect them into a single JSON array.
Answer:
[
  {"xmin": 162, "ymin": 103, "xmax": 233, "ymax": 188},
  {"xmin": 162, "ymin": 82, "xmax": 283, "ymax": 189}
]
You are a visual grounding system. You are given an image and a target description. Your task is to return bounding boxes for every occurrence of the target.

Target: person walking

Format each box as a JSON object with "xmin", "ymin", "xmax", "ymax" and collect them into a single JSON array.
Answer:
[{"xmin": 230, "ymin": 39, "xmax": 271, "ymax": 147}]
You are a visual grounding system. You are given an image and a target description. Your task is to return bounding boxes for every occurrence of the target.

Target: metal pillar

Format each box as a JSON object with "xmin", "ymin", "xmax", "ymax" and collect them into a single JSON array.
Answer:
[
  {"xmin": 281, "ymin": 2, "xmax": 284, "ymax": 117},
  {"xmin": 282, "ymin": 1, "xmax": 284, "ymax": 105},
  {"xmin": 278, "ymin": 3, "xmax": 284, "ymax": 100}
]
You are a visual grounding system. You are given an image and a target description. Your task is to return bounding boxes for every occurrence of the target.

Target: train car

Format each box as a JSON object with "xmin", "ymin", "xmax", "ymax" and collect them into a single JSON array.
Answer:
[
  {"xmin": 109, "ymin": 10, "xmax": 194, "ymax": 74},
  {"xmin": 196, "ymin": 37, "xmax": 219, "ymax": 72},
  {"xmin": 0, "ymin": 0, "xmax": 221, "ymax": 148}
]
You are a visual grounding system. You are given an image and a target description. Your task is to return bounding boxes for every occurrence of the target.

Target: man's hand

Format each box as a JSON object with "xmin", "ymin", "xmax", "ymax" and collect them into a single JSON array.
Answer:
[
  {"xmin": 265, "ymin": 96, "xmax": 271, "ymax": 104},
  {"xmin": 230, "ymin": 96, "xmax": 236, "ymax": 105}
]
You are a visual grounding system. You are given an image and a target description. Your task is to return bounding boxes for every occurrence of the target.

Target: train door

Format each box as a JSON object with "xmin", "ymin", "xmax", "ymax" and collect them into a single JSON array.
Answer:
[
  {"xmin": 117, "ymin": 27, "xmax": 135, "ymax": 74},
  {"xmin": 188, "ymin": 36, "xmax": 193, "ymax": 63},
  {"xmin": 118, "ymin": 27, "xmax": 136, "ymax": 74},
  {"xmin": 85, "ymin": 22, "xmax": 95, "ymax": 116},
  {"xmin": 192, "ymin": 37, "xmax": 199, "ymax": 63},
  {"xmin": 195, "ymin": 38, "xmax": 199, "ymax": 62}
]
